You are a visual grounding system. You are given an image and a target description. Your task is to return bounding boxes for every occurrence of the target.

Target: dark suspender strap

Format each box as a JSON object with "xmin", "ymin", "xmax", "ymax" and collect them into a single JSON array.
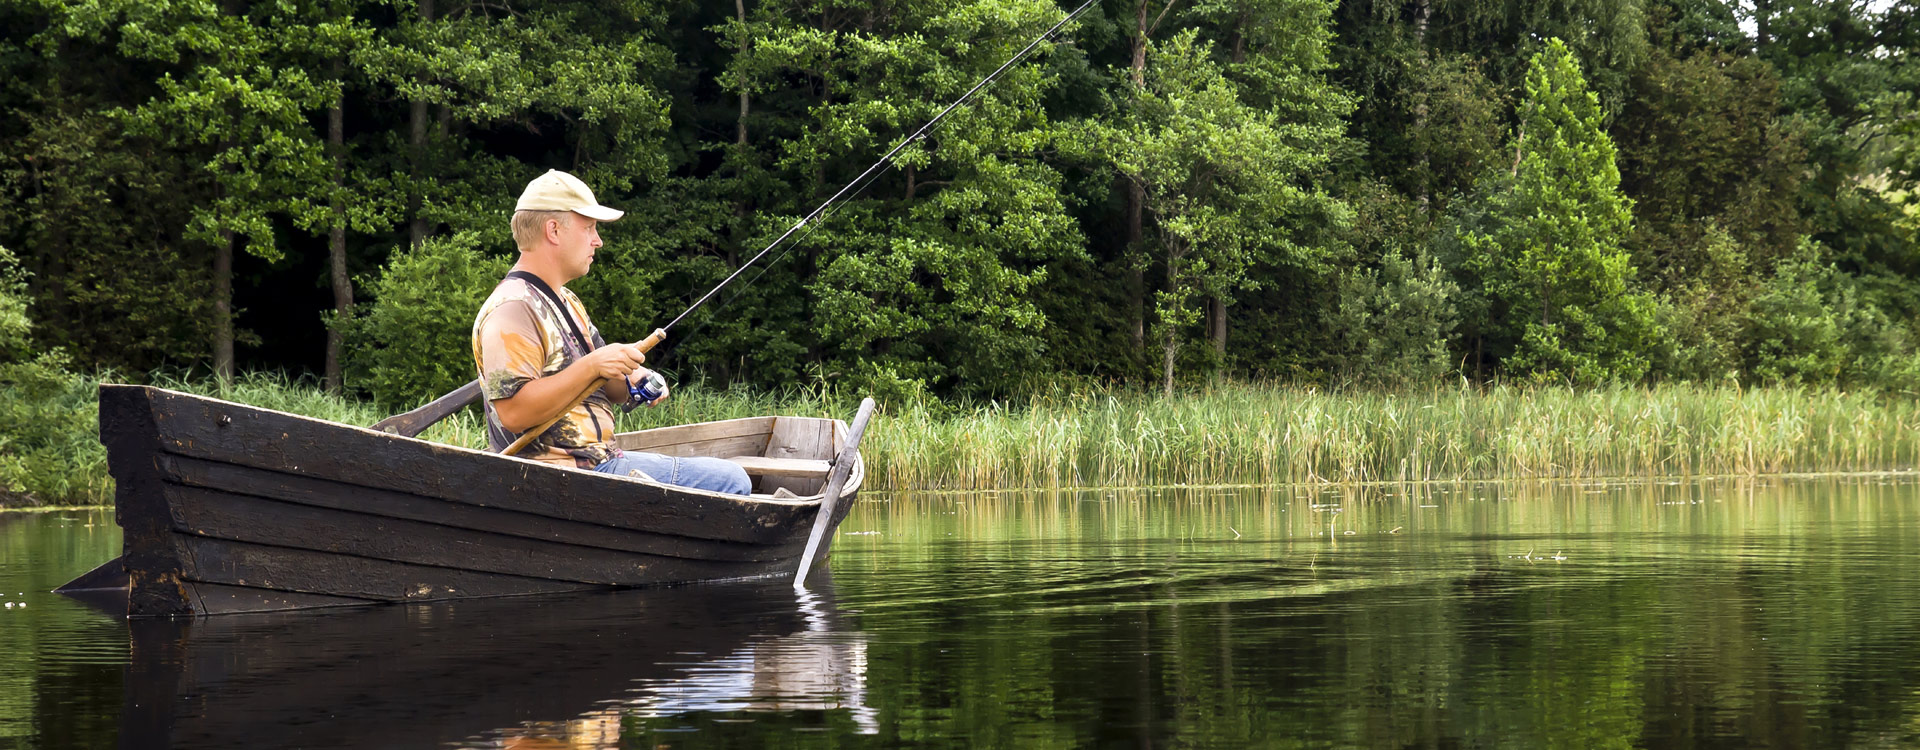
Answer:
[
  {"xmin": 503, "ymin": 270, "xmax": 610, "ymax": 445},
  {"xmin": 505, "ymin": 271, "xmax": 594, "ymax": 357}
]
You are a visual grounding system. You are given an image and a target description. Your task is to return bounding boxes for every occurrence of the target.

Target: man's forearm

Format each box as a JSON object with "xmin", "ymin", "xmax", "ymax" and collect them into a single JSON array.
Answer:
[{"xmin": 492, "ymin": 359, "xmax": 606, "ymax": 433}]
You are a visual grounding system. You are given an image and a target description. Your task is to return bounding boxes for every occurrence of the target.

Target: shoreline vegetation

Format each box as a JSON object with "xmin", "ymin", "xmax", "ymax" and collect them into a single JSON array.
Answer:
[{"xmin": 4, "ymin": 373, "xmax": 1919, "ymax": 508}]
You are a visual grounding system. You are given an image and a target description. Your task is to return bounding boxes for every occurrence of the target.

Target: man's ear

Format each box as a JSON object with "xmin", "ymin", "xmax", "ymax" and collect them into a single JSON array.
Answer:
[{"xmin": 544, "ymin": 217, "xmax": 564, "ymax": 245}]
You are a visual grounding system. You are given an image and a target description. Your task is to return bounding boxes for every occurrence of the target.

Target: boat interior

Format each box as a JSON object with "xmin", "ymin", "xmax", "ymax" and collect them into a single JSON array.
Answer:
[{"xmin": 612, "ymin": 416, "xmax": 857, "ymax": 500}]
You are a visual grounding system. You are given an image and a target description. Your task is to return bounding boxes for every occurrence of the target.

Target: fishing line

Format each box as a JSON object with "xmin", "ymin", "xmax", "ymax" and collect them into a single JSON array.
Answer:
[
  {"xmin": 655, "ymin": 0, "xmax": 1099, "ymax": 340},
  {"xmin": 660, "ymin": 156, "xmax": 897, "ymax": 360}
]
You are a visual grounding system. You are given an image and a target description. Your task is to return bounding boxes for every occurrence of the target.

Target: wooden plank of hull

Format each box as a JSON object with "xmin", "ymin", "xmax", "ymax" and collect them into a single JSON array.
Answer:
[
  {"xmin": 638, "ymin": 433, "xmax": 772, "ymax": 460},
  {"xmin": 159, "ymin": 455, "xmax": 809, "ymax": 562},
  {"xmin": 616, "ymin": 416, "xmax": 775, "ymax": 457},
  {"xmin": 175, "ymin": 536, "xmax": 616, "ymax": 602},
  {"xmin": 108, "ymin": 386, "xmax": 861, "ymax": 545},
  {"xmin": 163, "ymin": 484, "xmax": 795, "ymax": 587}
]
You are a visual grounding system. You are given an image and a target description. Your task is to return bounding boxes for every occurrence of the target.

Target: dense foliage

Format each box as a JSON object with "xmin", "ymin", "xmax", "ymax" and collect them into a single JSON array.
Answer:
[
  {"xmin": 1, "ymin": 0, "xmax": 1917, "ymax": 405},
  {"xmin": 0, "ymin": 245, "xmax": 107, "ymax": 505}
]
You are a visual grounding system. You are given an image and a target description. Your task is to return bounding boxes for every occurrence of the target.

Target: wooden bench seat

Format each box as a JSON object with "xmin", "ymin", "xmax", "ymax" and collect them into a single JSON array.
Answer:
[{"xmin": 722, "ymin": 456, "xmax": 831, "ymax": 479}]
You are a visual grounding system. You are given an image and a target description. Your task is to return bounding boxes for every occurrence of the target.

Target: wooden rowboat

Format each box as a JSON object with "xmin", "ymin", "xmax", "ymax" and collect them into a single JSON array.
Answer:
[{"xmin": 60, "ymin": 384, "xmax": 870, "ymax": 617}]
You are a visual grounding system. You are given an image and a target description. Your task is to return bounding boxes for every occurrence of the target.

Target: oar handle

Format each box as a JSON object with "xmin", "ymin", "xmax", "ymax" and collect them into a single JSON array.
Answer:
[{"xmin": 501, "ymin": 328, "xmax": 666, "ymax": 457}]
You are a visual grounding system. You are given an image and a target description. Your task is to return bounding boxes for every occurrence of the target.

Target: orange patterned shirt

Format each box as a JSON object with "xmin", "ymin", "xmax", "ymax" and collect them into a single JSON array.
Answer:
[{"xmin": 471, "ymin": 276, "xmax": 619, "ymax": 468}]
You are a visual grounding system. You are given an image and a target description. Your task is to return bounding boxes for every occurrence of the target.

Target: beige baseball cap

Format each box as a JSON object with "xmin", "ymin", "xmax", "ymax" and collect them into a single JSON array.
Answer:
[{"xmin": 514, "ymin": 169, "xmax": 624, "ymax": 221}]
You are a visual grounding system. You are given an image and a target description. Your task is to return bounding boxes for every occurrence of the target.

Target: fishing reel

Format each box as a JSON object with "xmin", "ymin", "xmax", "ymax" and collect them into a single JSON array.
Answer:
[{"xmin": 628, "ymin": 369, "xmax": 668, "ymax": 407}]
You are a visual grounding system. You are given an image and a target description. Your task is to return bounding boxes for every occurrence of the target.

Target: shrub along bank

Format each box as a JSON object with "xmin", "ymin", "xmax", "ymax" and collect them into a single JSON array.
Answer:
[{"xmin": 4, "ymin": 373, "xmax": 1918, "ymax": 508}]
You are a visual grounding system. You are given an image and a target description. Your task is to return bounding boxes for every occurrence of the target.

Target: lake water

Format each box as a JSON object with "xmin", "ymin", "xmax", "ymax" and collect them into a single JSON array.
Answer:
[{"xmin": 3, "ymin": 477, "xmax": 1920, "ymax": 748}]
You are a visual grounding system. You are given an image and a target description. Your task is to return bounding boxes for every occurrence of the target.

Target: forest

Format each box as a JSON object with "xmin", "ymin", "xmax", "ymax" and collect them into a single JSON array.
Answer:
[{"xmin": 1, "ymin": 0, "xmax": 1916, "ymax": 410}]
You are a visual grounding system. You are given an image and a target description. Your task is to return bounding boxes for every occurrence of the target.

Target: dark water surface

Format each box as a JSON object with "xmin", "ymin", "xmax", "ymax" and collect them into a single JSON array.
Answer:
[{"xmin": 4, "ymin": 478, "xmax": 1920, "ymax": 748}]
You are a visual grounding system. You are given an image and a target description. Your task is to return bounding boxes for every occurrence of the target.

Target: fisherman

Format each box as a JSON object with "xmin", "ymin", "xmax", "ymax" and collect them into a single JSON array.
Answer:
[{"xmin": 472, "ymin": 169, "xmax": 752, "ymax": 495}]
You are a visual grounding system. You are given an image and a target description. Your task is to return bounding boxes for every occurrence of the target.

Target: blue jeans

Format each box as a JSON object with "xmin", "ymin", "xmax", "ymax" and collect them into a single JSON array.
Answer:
[{"xmin": 593, "ymin": 451, "xmax": 752, "ymax": 496}]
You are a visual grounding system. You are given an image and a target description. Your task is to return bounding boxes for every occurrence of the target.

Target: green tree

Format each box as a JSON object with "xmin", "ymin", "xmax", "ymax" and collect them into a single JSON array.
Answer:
[
  {"xmin": 1753, "ymin": 0, "xmax": 1920, "ymax": 287},
  {"xmin": 100, "ymin": 0, "xmax": 364, "ymax": 381},
  {"xmin": 0, "ymin": 246, "xmax": 27, "ymax": 360},
  {"xmin": 1743, "ymin": 249, "xmax": 1920, "ymax": 389},
  {"xmin": 1614, "ymin": 14, "xmax": 1806, "ymax": 288},
  {"xmin": 701, "ymin": 0, "xmax": 1086, "ymax": 401},
  {"xmin": 0, "ymin": 0, "xmax": 216, "ymax": 375},
  {"xmin": 1459, "ymin": 38, "xmax": 1658, "ymax": 383},
  {"xmin": 1085, "ymin": 0, "xmax": 1348, "ymax": 393},
  {"xmin": 1611, "ymin": 8, "xmax": 1811, "ymax": 381}
]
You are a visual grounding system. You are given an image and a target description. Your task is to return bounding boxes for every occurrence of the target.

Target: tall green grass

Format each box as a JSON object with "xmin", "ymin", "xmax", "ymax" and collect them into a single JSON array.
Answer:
[
  {"xmin": 863, "ymin": 382, "xmax": 1920, "ymax": 490},
  {"xmin": 5, "ymin": 374, "xmax": 1919, "ymax": 506}
]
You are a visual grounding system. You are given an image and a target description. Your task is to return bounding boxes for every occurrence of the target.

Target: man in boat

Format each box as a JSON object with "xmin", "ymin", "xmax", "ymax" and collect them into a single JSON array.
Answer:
[{"xmin": 471, "ymin": 169, "xmax": 753, "ymax": 495}]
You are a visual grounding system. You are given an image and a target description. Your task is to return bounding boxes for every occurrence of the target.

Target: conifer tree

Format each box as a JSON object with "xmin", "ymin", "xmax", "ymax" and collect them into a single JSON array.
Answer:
[{"xmin": 1462, "ymin": 38, "xmax": 1658, "ymax": 383}]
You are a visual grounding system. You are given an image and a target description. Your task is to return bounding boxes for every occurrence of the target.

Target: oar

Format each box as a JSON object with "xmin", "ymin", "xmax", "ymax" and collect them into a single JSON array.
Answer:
[
  {"xmin": 500, "ymin": 328, "xmax": 666, "ymax": 456},
  {"xmin": 794, "ymin": 397, "xmax": 877, "ymax": 590},
  {"xmin": 372, "ymin": 380, "xmax": 483, "ymax": 437}
]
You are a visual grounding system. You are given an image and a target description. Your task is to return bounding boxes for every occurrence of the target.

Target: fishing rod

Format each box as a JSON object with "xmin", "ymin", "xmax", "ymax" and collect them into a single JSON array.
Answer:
[{"xmin": 493, "ymin": 0, "xmax": 1099, "ymax": 455}]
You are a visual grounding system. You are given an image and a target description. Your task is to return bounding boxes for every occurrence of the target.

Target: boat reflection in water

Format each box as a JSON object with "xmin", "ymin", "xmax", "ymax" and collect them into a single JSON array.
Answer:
[
  {"xmin": 119, "ymin": 578, "xmax": 872, "ymax": 749},
  {"xmin": 624, "ymin": 588, "xmax": 875, "ymax": 728}
]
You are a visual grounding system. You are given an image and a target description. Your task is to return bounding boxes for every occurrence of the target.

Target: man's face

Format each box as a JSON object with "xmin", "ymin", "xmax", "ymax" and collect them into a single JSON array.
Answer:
[{"xmin": 552, "ymin": 213, "xmax": 603, "ymax": 282}]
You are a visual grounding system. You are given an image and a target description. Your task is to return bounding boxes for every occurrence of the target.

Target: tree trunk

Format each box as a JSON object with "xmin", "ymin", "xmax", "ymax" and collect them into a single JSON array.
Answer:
[
  {"xmin": 1208, "ymin": 296, "xmax": 1226, "ymax": 355},
  {"xmin": 408, "ymin": 0, "xmax": 434, "ymax": 249},
  {"xmin": 41, "ymin": 39, "xmax": 69, "ymax": 327},
  {"xmin": 1132, "ymin": 0, "xmax": 1149, "ymax": 87},
  {"xmin": 736, "ymin": 0, "xmax": 751, "ymax": 146},
  {"xmin": 213, "ymin": 231, "xmax": 234, "ymax": 383},
  {"xmin": 1413, "ymin": 0, "xmax": 1432, "ymax": 211},
  {"xmin": 1129, "ymin": 1, "xmax": 1150, "ymax": 357},
  {"xmin": 325, "ymin": 62, "xmax": 352, "ymax": 395},
  {"xmin": 1127, "ymin": 180, "xmax": 1145, "ymax": 352},
  {"xmin": 1162, "ymin": 247, "xmax": 1179, "ymax": 396},
  {"xmin": 722, "ymin": 0, "xmax": 751, "ymax": 386},
  {"xmin": 1163, "ymin": 323, "xmax": 1178, "ymax": 396},
  {"xmin": 1509, "ymin": 126, "xmax": 1526, "ymax": 177}
]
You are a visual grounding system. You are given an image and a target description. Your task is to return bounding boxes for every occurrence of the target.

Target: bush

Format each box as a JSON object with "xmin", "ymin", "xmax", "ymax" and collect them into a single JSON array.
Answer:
[
  {"xmin": 1742, "ymin": 249, "xmax": 1920, "ymax": 391},
  {"xmin": 1323, "ymin": 246, "xmax": 1459, "ymax": 385},
  {"xmin": 0, "ymin": 246, "xmax": 28, "ymax": 360},
  {"xmin": 1649, "ymin": 225, "xmax": 1750, "ymax": 382},
  {"xmin": 0, "ymin": 246, "xmax": 110, "ymax": 506},
  {"xmin": 345, "ymin": 232, "xmax": 511, "ymax": 409}
]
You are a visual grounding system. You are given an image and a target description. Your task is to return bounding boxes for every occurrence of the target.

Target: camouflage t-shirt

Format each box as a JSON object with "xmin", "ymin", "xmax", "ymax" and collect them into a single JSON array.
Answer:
[{"xmin": 472, "ymin": 276, "xmax": 619, "ymax": 468}]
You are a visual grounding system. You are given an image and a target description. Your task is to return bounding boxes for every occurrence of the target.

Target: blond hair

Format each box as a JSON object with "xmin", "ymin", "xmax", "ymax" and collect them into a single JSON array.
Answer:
[{"xmin": 511, "ymin": 210, "xmax": 576, "ymax": 251}]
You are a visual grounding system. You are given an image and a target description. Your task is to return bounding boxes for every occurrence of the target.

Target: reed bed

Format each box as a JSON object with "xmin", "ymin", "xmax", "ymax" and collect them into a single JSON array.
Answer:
[
  {"xmin": 11, "ymin": 374, "xmax": 1919, "ymax": 507},
  {"xmin": 863, "ymin": 382, "xmax": 1920, "ymax": 490}
]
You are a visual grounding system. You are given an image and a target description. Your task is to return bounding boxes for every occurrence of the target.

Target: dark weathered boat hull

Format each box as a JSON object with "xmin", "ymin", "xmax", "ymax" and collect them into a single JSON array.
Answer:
[{"xmin": 94, "ymin": 385, "xmax": 863, "ymax": 616}]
